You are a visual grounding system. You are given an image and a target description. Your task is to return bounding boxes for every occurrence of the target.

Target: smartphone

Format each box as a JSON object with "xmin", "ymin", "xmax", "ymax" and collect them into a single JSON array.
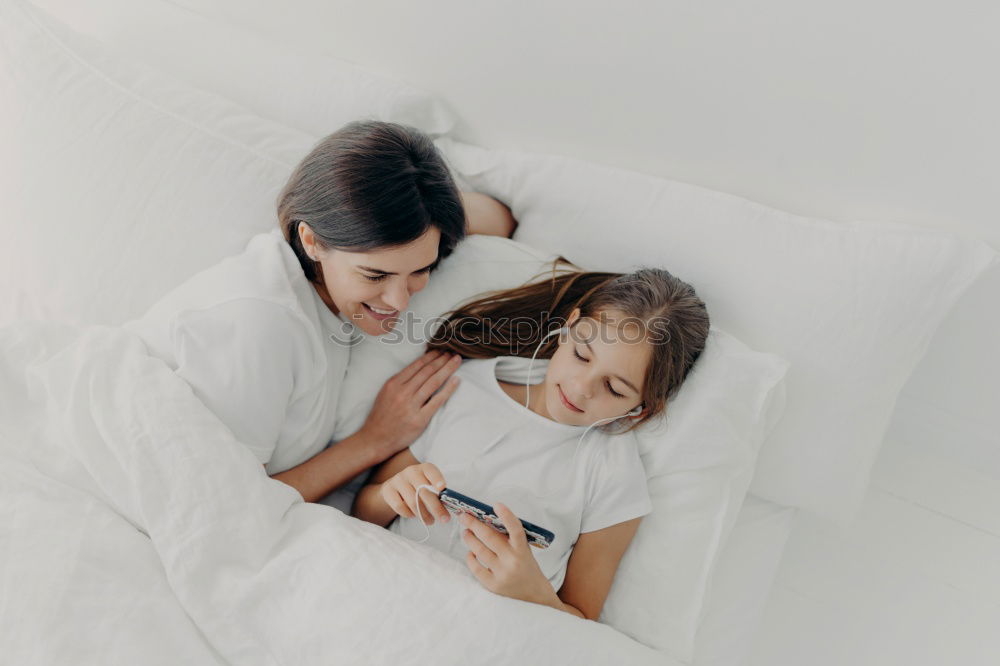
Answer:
[{"xmin": 438, "ymin": 488, "xmax": 554, "ymax": 549}]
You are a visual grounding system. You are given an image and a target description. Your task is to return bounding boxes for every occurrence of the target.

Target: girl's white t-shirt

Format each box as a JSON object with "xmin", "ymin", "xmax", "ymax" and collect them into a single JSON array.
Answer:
[
  {"xmin": 124, "ymin": 229, "xmax": 361, "ymax": 475},
  {"xmin": 389, "ymin": 356, "xmax": 652, "ymax": 591}
]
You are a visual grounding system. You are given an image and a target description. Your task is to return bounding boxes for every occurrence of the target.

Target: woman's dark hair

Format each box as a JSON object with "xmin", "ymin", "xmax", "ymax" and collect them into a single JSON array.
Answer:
[
  {"xmin": 428, "ymin": 262, "xmax": 710, "ymax": 431},
  {"xmin": 277, "ymin": 120, "xmax": 466, "ymax": 284}
]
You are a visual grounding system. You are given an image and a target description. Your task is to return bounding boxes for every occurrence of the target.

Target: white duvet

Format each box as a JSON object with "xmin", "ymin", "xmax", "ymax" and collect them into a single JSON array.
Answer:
[{"xmin": 0, "ymin": 322, "xmax": 670, "ymax": 666}]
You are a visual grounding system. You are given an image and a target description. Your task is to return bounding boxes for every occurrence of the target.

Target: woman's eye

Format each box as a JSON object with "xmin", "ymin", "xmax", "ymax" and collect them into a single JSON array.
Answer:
[
  {"xmin": 573, "ymin": 349, "xmax": 588, "ymax": 362},
  {"xmin": 363, "ymin": 273, "xmax": 388, "ymax": 283},
  {"xmin": 606, "ymin": 381, "xmax": 625, "ymax": 398}
]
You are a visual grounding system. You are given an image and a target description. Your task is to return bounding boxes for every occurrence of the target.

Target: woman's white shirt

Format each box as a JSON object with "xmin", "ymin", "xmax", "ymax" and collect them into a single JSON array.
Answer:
[
  {"xmin": 389, "ymin": 357, "xmax": 652, "ymax": 591},
  {"xmin": 125, "ymin": 229, "xmax": 360, "ymax": 475}
]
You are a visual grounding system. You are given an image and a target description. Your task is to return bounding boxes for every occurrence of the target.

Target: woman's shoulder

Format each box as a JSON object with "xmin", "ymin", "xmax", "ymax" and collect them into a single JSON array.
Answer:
[
  {"xmin": 126, "ymin": 231, "xmax": 317, "ymax": 347},
  {"xmin": 138, "ymin": 230, "xmax": 303, "ymax": 318}
]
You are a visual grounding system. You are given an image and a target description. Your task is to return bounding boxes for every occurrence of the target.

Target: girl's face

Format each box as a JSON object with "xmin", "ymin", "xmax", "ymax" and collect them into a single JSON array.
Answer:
[
  {"xmin": 540, "ymin": 309, "xmax": 649, "ymax": 426},
  {"xmin": 300, "ymin": 224, "xmax": 440, "ymax": 338}
]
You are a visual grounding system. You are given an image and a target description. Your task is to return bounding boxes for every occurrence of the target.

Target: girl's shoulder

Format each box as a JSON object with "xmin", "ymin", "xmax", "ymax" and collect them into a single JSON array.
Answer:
[{"xmin": 584, "ymin": 428, "xmax": 646, "ymax": 480}]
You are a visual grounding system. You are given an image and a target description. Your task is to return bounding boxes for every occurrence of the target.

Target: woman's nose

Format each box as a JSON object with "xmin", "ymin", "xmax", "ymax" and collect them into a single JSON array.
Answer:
[{"xmin": 382, "ymin": 280, "xmax": 410, "ymax": 312}]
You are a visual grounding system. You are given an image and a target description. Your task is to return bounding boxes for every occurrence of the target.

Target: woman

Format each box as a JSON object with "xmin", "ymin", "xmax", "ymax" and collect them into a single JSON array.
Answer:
[{"xmin": 125, "ymin": 120, "xmax": 515, "ymax": 502}]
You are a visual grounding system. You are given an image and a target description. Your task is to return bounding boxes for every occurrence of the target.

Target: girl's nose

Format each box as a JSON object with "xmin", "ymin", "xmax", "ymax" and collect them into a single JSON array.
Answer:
[{"xmin": 569, "ymin": 375, "xmax": 594, "ymax": 402}]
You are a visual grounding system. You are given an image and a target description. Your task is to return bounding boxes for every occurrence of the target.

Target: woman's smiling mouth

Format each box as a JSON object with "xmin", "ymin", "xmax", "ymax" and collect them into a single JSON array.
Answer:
[{"xmin": 363, "ymin": 303, "xmax": 399, "ymax": 320}]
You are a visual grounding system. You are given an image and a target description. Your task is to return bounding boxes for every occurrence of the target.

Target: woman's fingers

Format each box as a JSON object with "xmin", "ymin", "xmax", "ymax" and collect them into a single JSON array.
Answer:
[
  {"xmin": 393, "ymin": 350, "xmax": 442, "ymax": 385},
  {"xmin": 413, "ymin": 354, "xmax": 462, "ymax": 405},
  {"xmin": 420, "ymin": 375, "xmax": 461, "ymax": 415},
  {"xmin": 405, "ymin": 352, "xmax": 457, "ymax": 395}
]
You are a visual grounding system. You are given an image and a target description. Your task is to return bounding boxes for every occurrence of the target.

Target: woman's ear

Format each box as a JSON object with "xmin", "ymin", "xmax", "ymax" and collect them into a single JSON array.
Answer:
[
  {"xmin": 298, "ymin": 222, "xmax": 319, "ymax": 260},
  {"xmin": 565, "ymin": 308, "xmax": 582, "ymax": 328}
]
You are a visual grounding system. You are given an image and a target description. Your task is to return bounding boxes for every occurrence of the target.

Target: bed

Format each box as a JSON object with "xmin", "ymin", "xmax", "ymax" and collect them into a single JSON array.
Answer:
[{"xmin": 1, "ymin": 1, "xmax": 993, "ymax": 664}]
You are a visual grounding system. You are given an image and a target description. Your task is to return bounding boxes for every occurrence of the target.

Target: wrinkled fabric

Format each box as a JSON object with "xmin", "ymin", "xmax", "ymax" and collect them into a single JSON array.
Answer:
[{"xmin": 0, "ymin": 322, "xmax": 668, "ymax": 666}]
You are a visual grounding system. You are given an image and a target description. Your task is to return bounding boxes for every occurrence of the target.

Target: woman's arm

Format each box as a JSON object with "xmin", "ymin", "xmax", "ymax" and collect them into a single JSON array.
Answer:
[
  {"xmin": 272, "ymin": 351, "xmax": 462, "ymax": 503},
  {"xmin": 351, "ymin": 448, "xmax": 419, "ymax": 526},
  {"xmin": 461, "ymin": 192, "xmax": 517, "ymax": 238},
  {"xmin": 555, "ymin": 518, "xmax": 642, "ymax": 620},
  {"xmin": 272, "ymin": 428, "xmax": 387, "ymax": 503}
]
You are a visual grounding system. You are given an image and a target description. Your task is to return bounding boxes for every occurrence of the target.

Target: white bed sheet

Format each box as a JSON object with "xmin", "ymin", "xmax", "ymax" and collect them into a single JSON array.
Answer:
[
  {"xmin": 0, "ymin": 322, "xmax": 670, "ymax": 666},
  {"xmin": 694, "ymin": 495, "xmax": 797, "ymax": 665}
]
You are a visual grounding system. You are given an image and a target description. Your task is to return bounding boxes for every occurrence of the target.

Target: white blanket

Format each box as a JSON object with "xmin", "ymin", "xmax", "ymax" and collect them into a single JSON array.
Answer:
[{"xmin": 0, "ymin": 323, "xmax": 671, "ymax": 666}]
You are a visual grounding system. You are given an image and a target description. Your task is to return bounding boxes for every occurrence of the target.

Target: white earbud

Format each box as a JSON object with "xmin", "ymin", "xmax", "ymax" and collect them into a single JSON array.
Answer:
[
  {"xmin": 524, "ymin": 327, "xmax": 570, "ymax": 409},
  {"xmin": 626, "ymin": 405, "xmax": 643, "ymax": 417}
]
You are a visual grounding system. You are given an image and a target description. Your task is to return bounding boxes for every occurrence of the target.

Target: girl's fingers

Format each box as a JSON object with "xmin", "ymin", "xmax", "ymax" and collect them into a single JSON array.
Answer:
[
  {"xmin": 461, "ymin": 513, "xmax": 509, "ymax": 554},
  {"xmin": 417, "ymin": 466, "xmax": 450, "ymax": 522},
  {"xmin": 466, "ymin": 551, "xmax": 493, "ymax": 585},
  {"xmin": 413, "ymin": 355, "xmax": 462, "ymax": 404},
  {"xmin": 413, "ymin": 487, "xmax": 446, "ymax": 524},
  {"xmin": 384, "ymin": 488, "xmax": 414, "ymax": 519},
  {"xmin": 462, "ymin": 528, "xmax": 499, "ymax": 568},
  {"xmin": 394, "ymin": 351, "xmax": 442, "ymax": 385},
  {"xmin": 421, "ymin": 464, "xmax": 447, "ymax": 490},
  {"xmin": 494, "ymin": 503, "xmax": 529, "ymax": 550},
  {"xmin": 421, "ymin": 493, "xmax": 450, "ymax": 524}
]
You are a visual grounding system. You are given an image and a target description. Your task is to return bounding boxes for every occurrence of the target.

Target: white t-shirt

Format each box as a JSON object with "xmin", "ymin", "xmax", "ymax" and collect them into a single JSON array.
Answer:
[
  {"xmin": 125, "ymin": 229, "xmax": 361, "ymax": 475},
  {"xmin": 389, "ymin": 357, "xmax": 652, "ymax": 591}
]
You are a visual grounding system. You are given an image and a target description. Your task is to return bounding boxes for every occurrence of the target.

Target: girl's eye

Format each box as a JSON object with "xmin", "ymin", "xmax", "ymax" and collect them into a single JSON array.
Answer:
[
  {"xmin": 574, "ymin": 348, "xmax": 624, "ymax": 397},
  {"xmin": 363, "ymin": 273, "xmax": 388, "ymax": 283}
]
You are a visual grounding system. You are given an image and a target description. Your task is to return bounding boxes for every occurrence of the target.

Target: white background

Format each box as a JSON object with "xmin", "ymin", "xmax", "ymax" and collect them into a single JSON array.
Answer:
[
  {"xmin": 21, "ymin": 2, "xmax": 1000, "ymax": 662},
  {"xmin": 150, "ymin": 0, "xmax": 1000, "ymax": 476},
  {"xmin": 33, "ymin": 0, "xmax": 999, "ymax": 482}
]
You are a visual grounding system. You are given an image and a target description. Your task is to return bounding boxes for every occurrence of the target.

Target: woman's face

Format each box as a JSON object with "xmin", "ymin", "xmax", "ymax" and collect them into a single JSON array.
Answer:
[
  {"xmin": 540, "ymin": 309, "xmax": 649, "ymax": 427},
  {"xmin": 301, "ymin": 225, "xmax": 441, "ymax": 338}
]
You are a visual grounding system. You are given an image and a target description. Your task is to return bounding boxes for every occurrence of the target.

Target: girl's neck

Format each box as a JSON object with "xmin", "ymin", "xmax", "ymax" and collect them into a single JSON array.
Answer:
[{"xmin": 497, "ymin": 378, "xmax": 554, "ymax": 421}]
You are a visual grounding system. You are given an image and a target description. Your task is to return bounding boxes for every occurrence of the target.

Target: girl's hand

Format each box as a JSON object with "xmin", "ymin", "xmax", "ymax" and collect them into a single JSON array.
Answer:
[
  {"xmin": 379, "ymin": 462, "xmax": 451, "ymax": 525},
  {"xmin": 362, "ymin": 351, "xmax": 462, "ymax": 461},
  {"xmin": 461, "ymin": 503, "xmax": 555, "ymax": 606}
]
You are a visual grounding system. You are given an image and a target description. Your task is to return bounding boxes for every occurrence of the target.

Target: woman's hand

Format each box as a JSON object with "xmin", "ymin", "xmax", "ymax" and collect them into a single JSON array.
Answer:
[
  {"xmin": 380, "ymin": 462, "xmax": 451, "ymax": 525},
  {"xmin": 461, "ymin": 503, "xmax": 558, "ymax": 608},
  {"xmin": 362, "ymin": 351, "xmax": 462, "ymax": 461}
]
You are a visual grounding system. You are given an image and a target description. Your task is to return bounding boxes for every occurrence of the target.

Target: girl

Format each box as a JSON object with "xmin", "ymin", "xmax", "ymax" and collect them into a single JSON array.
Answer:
[
  {"xmin": 125, "ymin": 120, "xmax": 516, "ymax": 504},
  {"xmin": 352, "ymin": 266, "xmax": 709, "ymax": 620}
]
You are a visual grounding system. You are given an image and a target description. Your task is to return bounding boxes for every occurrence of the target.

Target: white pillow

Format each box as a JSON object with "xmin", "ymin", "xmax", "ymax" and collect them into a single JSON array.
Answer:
[
  {"xmin": 434, "ymin": 137, "xmax": 998, "ymax": 525},
  {"xmin": 29, "ymin": 0, "xmax": 457, "ymax": 139},
  {"xmin": 332, "ymin": 235, "xmax": 788, "ymax": 663},
  {"xmin": 0, "ymin": 0, "xmax": 444, "ymax": 327}
]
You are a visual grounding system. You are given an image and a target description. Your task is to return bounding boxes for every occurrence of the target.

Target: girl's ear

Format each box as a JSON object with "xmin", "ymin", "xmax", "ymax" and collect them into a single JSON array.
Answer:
[{"xmin": 565, "ymin": 308, "xmax": 582, "ymax": 328}]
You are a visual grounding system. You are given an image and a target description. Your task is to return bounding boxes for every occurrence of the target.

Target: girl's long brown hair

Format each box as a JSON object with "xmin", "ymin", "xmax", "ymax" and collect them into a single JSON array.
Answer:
[{"xmin": 428, "ymin": 260, "xmax": 710, "ymax": 431}]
